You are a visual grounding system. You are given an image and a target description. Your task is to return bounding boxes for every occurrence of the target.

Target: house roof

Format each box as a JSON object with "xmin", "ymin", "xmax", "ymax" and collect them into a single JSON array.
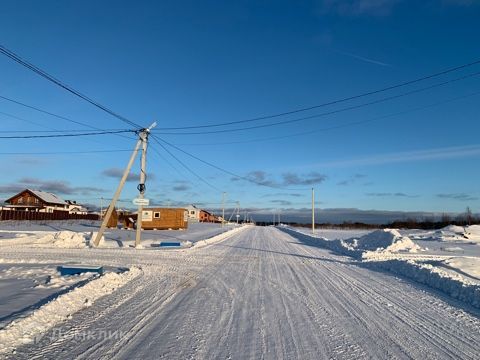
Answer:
[{"xmin": 26, "ymin": 189, "xmax": 67, "ymax": 205}]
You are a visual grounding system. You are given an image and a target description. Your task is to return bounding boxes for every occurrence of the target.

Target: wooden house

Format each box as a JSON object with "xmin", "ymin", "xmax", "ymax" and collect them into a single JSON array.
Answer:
[
  {"xmin": 123, "ymin": 208, "xmax": 188, "ymax": 230},
  {"xmin": 4, "ymin": 189, "xmax": 69, "ymax": 213},
  {"xmin": 199, "ymin": 209, "xmax": 219, "ymax": 223}
]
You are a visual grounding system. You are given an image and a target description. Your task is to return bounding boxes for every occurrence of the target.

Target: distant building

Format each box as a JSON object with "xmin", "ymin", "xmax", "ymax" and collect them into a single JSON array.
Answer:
[
  {"xmin": 199, "ymin": 209, "xmax": 220, "ymax": 223},
  {"xmin": 185, "ymin": 204, "xmax": 200, "ymax": 222},
  {"xmin": 4, "ymin": 189, "xmax": 87, "ymax": 214},
  {"xmin": 123, "ymin": 208, "xmax": 188, "ymax": 230},
  {"xmin": 65, "ymin": 200, "xmax": 88, "ymax": 214}
]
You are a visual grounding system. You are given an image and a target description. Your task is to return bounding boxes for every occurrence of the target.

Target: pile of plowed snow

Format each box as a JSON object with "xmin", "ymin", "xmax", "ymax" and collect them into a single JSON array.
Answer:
[
  {"xmin": 281, "ymin": 227, "xmax": 420, "ymax": 259},
  {"xmin": 0, "ymin": 231, "xmax": 90, "ymax": 248},
  {"xmin": 432, "ymin": 225, "xmax": 480, "ymax": 243},
  {"xmin": 344, "ymin": 229, "xmax": 420, "ymax": 253},
  {"xmin": 49, "ymin": 231, "xmax": 88, "ymax": 248},
  {"xmin": 0, "ymin": 267, "xmax": 141, "ymax": 354}
]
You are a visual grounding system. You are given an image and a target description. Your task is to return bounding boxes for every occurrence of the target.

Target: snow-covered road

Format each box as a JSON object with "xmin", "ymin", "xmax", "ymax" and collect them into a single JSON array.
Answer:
[{"xmin": 4, "ymin": 226, "xmax": 480, "ymax": 359}]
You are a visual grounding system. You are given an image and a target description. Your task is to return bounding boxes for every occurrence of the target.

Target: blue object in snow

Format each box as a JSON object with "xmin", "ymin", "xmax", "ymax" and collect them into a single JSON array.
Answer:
[
  {"xmin": 159, "ymin": 242, "xmax": 181, "ymax": 247},
  {"xmin": 57, "ymin": 265, "xmax": 104, "ymax": 276}
]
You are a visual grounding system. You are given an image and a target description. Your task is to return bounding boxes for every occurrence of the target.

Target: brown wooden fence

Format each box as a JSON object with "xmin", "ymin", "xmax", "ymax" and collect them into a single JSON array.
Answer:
[{"xmin": 0, "ymin": 210, "xmax": 99, "ymax": 221}]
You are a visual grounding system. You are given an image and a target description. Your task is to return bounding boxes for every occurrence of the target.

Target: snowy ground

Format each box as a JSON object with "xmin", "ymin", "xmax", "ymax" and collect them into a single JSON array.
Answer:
[
  {"xmin": 284, "ymin": 225, "xmax": 480, "ymax": 308},
  {"xmin": 0, "ymin": 221, "xmax": 237, "ymax": 249},
  {"xmin": 0, "ymin": 226, "xmax": 479, "ymax": 359},
  {"xmin": 0, "ymin": 263, "xmax": 95, "ymax": 327}
]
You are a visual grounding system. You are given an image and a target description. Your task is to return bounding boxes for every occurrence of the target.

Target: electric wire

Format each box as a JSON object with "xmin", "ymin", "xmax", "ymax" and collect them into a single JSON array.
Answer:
[
  {"xmin": 156, "ymin": 71, "xmax": 480, "ymax": 135},
  {"xmin": 0, "ymin": 95, "xmax": 137, "ymax": 141},
  {"xmin": 0, "ymin": 129, "xmax": 135, "ymax": 139},
  {"xmin": 149, "ymin": 137, "xmax": 221, "ymax": 192},
  {"xmin": 0, "ymin": 45, "xmax": 143, "ymax": 129},
  {"xmin": 0, "ymin": 129, "xmax": 128, "ymax": 133},
  {"xmin": 0, "ymin": 149, "xmax": 133, "ymax": 155},
  {"xmin": 0, "ymin": 94, "xmax": 105, "ymax": 130},
  {"xmin": 172, "ymin": 89, "xmax": 480, "ymax": 146},
  {"xmin": 153, "ymin": 135, "xmax": 311, "ymax": 191},
  {"xmin": 154, "ymin": 58, "xmax": 480, "ymax": 130}
]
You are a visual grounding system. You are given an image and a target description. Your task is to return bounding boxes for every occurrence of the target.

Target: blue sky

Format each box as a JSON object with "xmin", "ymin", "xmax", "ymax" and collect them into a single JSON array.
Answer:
[{"xmin": 0, "ymin": 0, "xmax": 479, "ymax": 222}]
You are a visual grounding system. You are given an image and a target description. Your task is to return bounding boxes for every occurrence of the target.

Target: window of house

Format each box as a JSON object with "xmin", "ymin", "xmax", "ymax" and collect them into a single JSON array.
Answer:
[
  {"xmin": 34, "ymin": 198, "xmax": 39, "ymax": 204},
  {"xmin": 18, "ymin": 197, "xmax": 23, "ymax": 204},
  {"xmin": 154, "ymin": 212, "xmax": 160, "ymax": 219},
  {"xmin": 190, "ymin": 211, "xmax": 195, "ymax": 215}
]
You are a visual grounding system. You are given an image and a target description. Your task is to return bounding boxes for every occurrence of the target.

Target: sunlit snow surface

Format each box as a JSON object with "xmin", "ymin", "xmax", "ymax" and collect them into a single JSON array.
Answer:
[{"xmin": 0, "ymin": 223, "xmax": 479, "ymax": 359}]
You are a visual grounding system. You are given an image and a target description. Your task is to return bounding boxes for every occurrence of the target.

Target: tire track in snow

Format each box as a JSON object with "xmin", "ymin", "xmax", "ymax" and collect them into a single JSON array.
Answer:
[
  {"xmin": 7, "ymin": 226, "xmax": 480, "ymax": 359},
  {"xmin": 276, "ymin": 228, "xmax": 480, "ymax": 359}
]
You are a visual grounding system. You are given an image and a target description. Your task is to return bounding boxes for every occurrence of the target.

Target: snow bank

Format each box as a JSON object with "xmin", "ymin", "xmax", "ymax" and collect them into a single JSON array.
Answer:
[
  {"xmin": 48, "ymin": 231, "xmax": 88, "ymax": 248},
  {"xmin": 415, "ymin": 225, "xmax": 480, "ymax": 243},
  {"xmin": 281, "ymin": 228, "xmax": 420, "ymax": 258},
  {"xmin": 192, "ymin": 225, "xmax": 247, "ymax": 249},
  {"xmin": 0, "ymin": 230, "xmax": 90, "ymax": 248},
  {"xmin": 345, "ymin": 229, "xmax": 420, "ymax": 253},
  {"xmin": 0, "ymin": 267, "xmax": 141, "ymax": 355},
  {"xmin": 281, "ymin": 227, "xmax": 480, "ymax": 309},
  {"xmin": 364, "ymin": 260, "xmax": 480, "ymax": 309}
]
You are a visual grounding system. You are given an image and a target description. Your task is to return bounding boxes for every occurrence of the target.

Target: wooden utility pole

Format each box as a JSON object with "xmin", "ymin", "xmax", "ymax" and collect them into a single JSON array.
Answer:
[
  {"xmin": 92, "ymin": 122, "xmax": 156, "ymax": 248},
  {"xmin": 93, "ymin": 139, "xmax": 142, "ymax": 247},
  {"xmin": 312, "ymin": 188, "xmax": 315, "ymax": 234}
]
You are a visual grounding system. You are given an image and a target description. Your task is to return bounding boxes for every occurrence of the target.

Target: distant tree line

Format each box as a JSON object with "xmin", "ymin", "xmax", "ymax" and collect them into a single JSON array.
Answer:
[{"xmin": 260, "ymin": 207, "xmax": 479, "ymax": 230}]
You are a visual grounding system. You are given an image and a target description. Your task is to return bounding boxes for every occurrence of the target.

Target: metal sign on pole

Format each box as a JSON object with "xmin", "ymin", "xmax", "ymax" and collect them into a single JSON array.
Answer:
[{"xmin": 133, "ymin": 198, "xmax": 150, "ymax": 206}]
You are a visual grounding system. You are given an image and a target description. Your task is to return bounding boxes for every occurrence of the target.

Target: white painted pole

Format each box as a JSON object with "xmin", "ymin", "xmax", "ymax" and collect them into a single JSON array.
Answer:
[
  {"xmin": 312, "ymin": 187, "xmax": 315, "ymax": 234},
  {"xmin": 236, "ymin": 201, "xmax": 240, "ymax": 224},
  {"xmin": 133, "ymin": 122, "xmax": 157, "ymax": 247},
  {"xmin": 93, "ymin": 138, "xmax": 142, "ymax": 247},
  {"xmin": 135, "ymin": 131, "xmax": 148, "ymax": 248},
  {"xmin": 222, "ymin": 192, "xmax": 226, "ymax": 228}
]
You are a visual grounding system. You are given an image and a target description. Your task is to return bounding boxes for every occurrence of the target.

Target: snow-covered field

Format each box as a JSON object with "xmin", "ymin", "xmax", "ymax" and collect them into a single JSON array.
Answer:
[
  {"xmin": 0, "ymin": 220, "xmax": 238, "ymax": 249},
  {"xmin": 283, "ymin": 225, "xmax": 480, "ymax": 308},
  {"xmin": 0, "ymin": 223, "xmax": 479, "ymax": 359},
  {"xmin": 0, "ymin": 221, "xmax": 245, "ymax": 356}
]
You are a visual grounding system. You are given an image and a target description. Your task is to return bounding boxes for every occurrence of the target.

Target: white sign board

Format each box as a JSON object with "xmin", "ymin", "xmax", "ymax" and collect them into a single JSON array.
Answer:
[
  {"xmin": 133, "ymin": 198, "xmax": 150, "ymax": 206},
  {"xmin": 142, "ymin": 210, "xmax": 153, "ymax": 222}
]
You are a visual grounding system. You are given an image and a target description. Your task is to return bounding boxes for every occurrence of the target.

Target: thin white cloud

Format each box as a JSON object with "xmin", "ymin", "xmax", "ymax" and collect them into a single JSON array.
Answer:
[
  {"xmin": 312, "ymin": 144, "xmax": 480, "ymax": 168},
  {"xmin": 336, "ymin": 50, "xmax": 392, "ymax": 67}
]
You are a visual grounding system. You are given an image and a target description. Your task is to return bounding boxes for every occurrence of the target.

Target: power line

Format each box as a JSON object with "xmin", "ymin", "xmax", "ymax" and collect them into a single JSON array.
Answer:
[
  {"xmin": 171, "ymin": 89, "xmax": 480, "ymax": 146},
  {"xmin": 0, "ymin": 128, "xmax": 127, "ymax": 133},
  {"xmin": 156, "ymin": 71, "xmax": 480, "ymax": 135},
  {"xmin": 0, "ymin": 94, "xmax": 102, "ymax": 130},
  {"xmin": 0, "ymin": 129, "xmax": 135, "ymax": 139},
  {"xmin": 0, "ymin": 110, "xmax": 58, "ymax": 131},
  {"xmin": 148, "ymin": 144, "xmax": 195, "ymax": 182},
  {"xmin": 0, "ymin": 44, "xmax": 143, "ymax": 129},
  {"xmin": 149, "ymin": 137, "xmax": 221, "ymax": 192},
  {"xmin": 0, "ymin": 149, "xmax": 133, "ymax": 155},
  {"xmin": 153, "ymin": 135, "xmax": 310, "ymax": 191},
  {"xmin": 154, "ymin": 58, "xmax": 480, "ymax": 130},
  {"xmin": 0, "ymin": 95, "xmax": 137, "ymax": 143}
]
